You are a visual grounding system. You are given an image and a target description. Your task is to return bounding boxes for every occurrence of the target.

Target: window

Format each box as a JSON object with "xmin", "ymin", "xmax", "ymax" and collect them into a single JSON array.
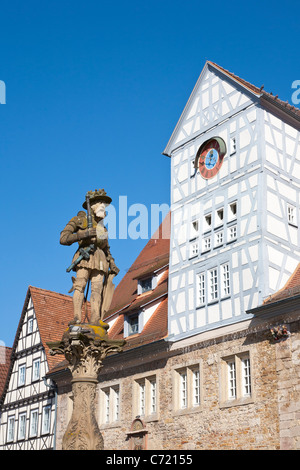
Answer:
[
  {"xmin": 189, "ymin": 241, "xmax": 199, "ymax": 258},
  {"xmin": 228, "ymin": 361, "xmax": 236, "ymax": 399},
  {"xmin": 32, "ymin": 358, "xmax": 40, "ymax": 382},
  {"xmin": 42, "ymin": 405, "xmax": 51, "ymax": 435},
  {"xmin": 27, "ymin": 317, "xmax": 33, "ymax": 334},
  {"xmin": 128, "ymin": 314, "xmax": 139, "ymax": 336},
  {"xmin": 174, "ymin": 365, "xmax": 201, "ymax": 412},
  {"xmin": 221, "ymin": 263, "xmax": 230, "ymax": 297},
  {"xmin": 228, "ymin": 224, "xmax": 237, "ymax": 241},
  {"xmin": 134, "ymin": 375, "xmax": 158, "ymax": 418},
  {"xmin": 29, "ymin": 409, "xmax": 38, "ymax": 437},
  {"xmin": 216, "ymin": 208, "xmax": 224, "ymax": 226},
  {"xmin": 180, "ymin": 372, "xmax": 187, "ymax": 409},
  {"xmin": 221, "ymin": 353, "xmax": 252, "ymax": 406},
  {"xmin": 150, "ymin": 379, "xmax": 157, "ymax": 414},
  {"xmin": 287, "ymin": 204, "xmax": 297, "ymax": 226},
  {"xmin": 140, "ymin": 277, "xmax": 152, "ymax": 293},
  {"xmin": 209, "ymin": 268, "xmax": 218, "ymax": 301},
  {"xmin": 100, "ymin": 385, "xmax": 120, "ymax": 425},
  {"xmin": 18, "ymin": 364, "xmax": 26, "ymax": 387},
  {"xmin": 230, "ymin": 137, "xmax": 236, "ymax": 155},
  {"xmin": 196, "ymin": 273, "xmax": 206, "ymax": 306},
  {"xmin": 190, "ymin": 220, "xmax": 199, "ymax": 239},
  {"xmin": 7, "ymin": 416, "xmax": 15, "ymax": 442},
  {"xmin": 215, "ymin": 230, "xmax": 224, "ymax": 246},
  {"xmin": 18, "ymin": 413, "xmax": 26, "ymax": 440},
  {"xmin": 202, "ymin": 236, "xmax": 211, "ymax": 252},
  {"xmin": 229, "ymin": 202, "xmax": 237, "ymax": 220},
  {"xmin": 242, "ymin": 357, "xmax": 252, "ymax": 397},
  {"xmin": 204, "ymin": 214, "xmax": 212, "ymax": 231}
]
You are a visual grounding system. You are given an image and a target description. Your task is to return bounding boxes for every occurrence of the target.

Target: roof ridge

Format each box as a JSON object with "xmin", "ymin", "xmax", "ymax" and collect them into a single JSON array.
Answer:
[
  {"xmin": 29, "ymin": 285, "xmax": 74, "ymax": 301},
  {"xmin": 208, "ymin": 61, "xmax": 300, "ymax": 118}
]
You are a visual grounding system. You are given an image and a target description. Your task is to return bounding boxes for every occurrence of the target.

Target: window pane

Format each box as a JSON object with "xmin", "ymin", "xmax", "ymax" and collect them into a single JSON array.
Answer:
[
  {"xmin": 139, "ymin": 382, "xmax": 145, "ymax": 416},
  {"xmin": 7, "ymin": 416, "xmax": 15, "ymax": 442},
  {"xmin": 42, "ymin": 406, "xmax": 51, "ymax": 434},
  {"xmin": 150, "ymin": 379, "xmax": 157, "ymax": 414},
  {"xmin": 209, "ymin": 268, "xmax": 218, "ymax": 301},
  {"xmin": 242, "ymin": 358, "xmax": 251, "ymax": 396},
  {"xmin": 197, "ymin": 273, "xmax": 205, "ymax": 305},
  {"xmin": 180, "ymin": 372, "xmax": 187, "ymax": 409},
  {"xmin": 128, "ymin": 315, "xmax": 139, "ymax": 335},
  {"xmin": 228, "ymin": 361, "xmax": 236, "ymax": 399},
  {"xmin": 18, "ymin": 413, "xmax": 26, "ymax": 440},
  {"xmin": 18, "ymin": 365, "xmax": 26, "ymax": 386},
  {"xmin": 30, "ymin": 410, "xmax": 38, "ymax": 437},
  {"xmin": 221, "ymin": 264, "xmax": 230, "ymax": 297},
  {"xmin": 193, "ymin": 370, "xmax": 200, "ymax": 406}
]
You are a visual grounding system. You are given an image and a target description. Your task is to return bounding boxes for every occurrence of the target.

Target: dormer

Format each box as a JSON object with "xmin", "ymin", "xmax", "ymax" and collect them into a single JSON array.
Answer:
[{"xmin": 137, "ymin": 275, "xmax": 157, "ymax": 295}]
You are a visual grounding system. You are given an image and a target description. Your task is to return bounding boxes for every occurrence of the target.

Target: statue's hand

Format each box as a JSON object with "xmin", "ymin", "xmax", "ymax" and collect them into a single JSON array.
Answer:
[
  {"xmin": 78, "ymin": 228, "xmax": 97, "ymax": 242},
  {"xmin": 109, "ymin": 261, "xmax": 120, "ymax": 275}
]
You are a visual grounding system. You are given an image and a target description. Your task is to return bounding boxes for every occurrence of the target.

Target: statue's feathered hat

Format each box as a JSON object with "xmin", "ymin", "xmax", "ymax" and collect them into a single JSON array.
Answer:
[{"xmin": 82, "ymin": 188, "xmax": 112, "ymax": 209}]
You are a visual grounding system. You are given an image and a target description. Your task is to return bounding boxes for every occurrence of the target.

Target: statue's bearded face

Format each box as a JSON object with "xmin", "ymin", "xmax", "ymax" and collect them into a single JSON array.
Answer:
[{"xmin": 91, "ymin": 201, "xmax": 107, "ymax": 219}]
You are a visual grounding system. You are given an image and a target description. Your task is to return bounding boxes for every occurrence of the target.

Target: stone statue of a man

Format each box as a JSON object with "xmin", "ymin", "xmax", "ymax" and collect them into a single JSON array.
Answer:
[{"xmin": 60, "ymin": 189, "xmax": 119, "ymax": 325}]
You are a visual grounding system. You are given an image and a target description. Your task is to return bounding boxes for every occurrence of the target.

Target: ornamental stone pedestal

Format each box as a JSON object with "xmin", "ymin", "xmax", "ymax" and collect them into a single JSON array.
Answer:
[{"xmin": 48, "ymin": 321, "xmax": 125, "ymax": 450}]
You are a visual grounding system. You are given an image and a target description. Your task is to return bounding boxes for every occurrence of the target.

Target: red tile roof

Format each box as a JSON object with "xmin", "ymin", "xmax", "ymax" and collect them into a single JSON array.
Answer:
[
  {"xmin": 264, "ymin": 263, "xmax": 300, "ymax": 305},
  {"xmin": 106, "ymin": 212, "xmax": 170, "ymax": 318},
  {"xmin": 106, "ymin": 212, "xmax": 170, "ymax": 350},
  {"xmin": 0, "ymin": 347, "xmax": 12, "ymax": 400}
]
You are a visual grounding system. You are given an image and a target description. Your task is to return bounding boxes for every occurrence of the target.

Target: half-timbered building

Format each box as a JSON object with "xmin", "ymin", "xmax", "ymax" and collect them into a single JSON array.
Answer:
[
  {"xmin": 1, "ymin": 61, "xmax": 300, "ymax": 450},
  {"xmin": 0, "ymin": 287, "xmax": 74, "ymax": 450}
]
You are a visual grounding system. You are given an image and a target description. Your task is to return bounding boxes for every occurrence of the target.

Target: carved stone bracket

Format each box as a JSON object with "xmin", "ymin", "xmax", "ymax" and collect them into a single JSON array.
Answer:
[{"xmin": 48, "ymin": 322, "xmax": 125, "ymax": 450}]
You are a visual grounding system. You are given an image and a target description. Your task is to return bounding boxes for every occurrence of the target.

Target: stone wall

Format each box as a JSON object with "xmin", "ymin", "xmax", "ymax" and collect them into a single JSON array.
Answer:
[{"xmin": 54, "ymin": 316, "xmax": 300, "ymax": 450}]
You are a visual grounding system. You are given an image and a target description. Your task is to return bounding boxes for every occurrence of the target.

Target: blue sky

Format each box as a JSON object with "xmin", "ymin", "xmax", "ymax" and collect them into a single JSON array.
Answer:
[{"xmin": 0, "ymin": 0, "xmax": 299, "ymax": 347}]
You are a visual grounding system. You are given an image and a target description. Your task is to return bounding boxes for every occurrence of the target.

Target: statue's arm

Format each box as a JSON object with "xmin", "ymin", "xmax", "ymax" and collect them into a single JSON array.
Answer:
[{"xmin": 60, "ymin": 211, "xmax": 95, "ymax": 246}]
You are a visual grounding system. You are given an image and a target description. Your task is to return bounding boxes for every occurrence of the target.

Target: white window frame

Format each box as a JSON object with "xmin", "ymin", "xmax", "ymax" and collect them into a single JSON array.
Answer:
[
  {"xmin": 209, "ymin": 267, "xmax": 218, "ymax": 302},
  {"xmin": 228, "ymin": 224, "xmax": 237, "ymax": 241},
  {"xmin": 133, "ymin": 374, "xmax": 158, "ymax": 419},
  {"xmin": 202, "ymin": 235, "xmax": 211, "ymax": 252},
  {"xmin": 27, "ymin": 316, "xmax": 34, "ymax": 334},
  {"xmin": 230, "ymin": 136, "xmax": 236, "ymax": 155},
  {"xmin": 18, "ymin": 412, "xmax": 27, "ymax": 440},
  {"xmin": 228, "ymin": 201, "xmax": 237, "ymax": 221},
  {"xmin": 215, "ymin": 230, "xmax": 224, "ymax": 247},
  {"xmin": 221, "ymin": 353, "xmax": 253, "ymax": 406},
  {"xmin": 189, "ymin": 241, "xmax": 199, "ymax": 258},
  {"xmin": 174, "ymin": 364, "xmax": 201, "ymax": 412},
  {"xmin": 29, "ymin": 409, "xmax": 39, "ymax": 438},
  {"xmin": 196, "ymin": 272, "xmax": 206, "ymax": 306},
  {"xmin": 221, "ymin": 263, "xmax": 230, "ymax": 298},
  {"xmin": 18, "ymin": 364, "xmax": 26, "ymax": 387},
  {"xmin": 32, "ymin": 358, "xmax": 40, "ymax": 382},
  {"xmin": 100, "ymin": 385, "xmax": 121, "ymax": 425},
  {"xmin": 41, "ymin": 405, "xmax": 51, "ymax": 435},
  {"xmin": 287, "ymin": 203, "xmax": 297, "ymax": 226},
  {"xmin": 7, "ymin": 415, "xmax": 15, "ymax": 442}
]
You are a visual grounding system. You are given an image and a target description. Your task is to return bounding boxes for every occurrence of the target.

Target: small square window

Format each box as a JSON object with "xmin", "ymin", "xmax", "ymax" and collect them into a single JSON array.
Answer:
[
  {"xmin": 216, "ymin": 209, "xmax": 224, "ymax": 225},
  {"xmin": 287, "ymin": 204, "xmax": 297, "ymax": 226},
  {"xmin": 229, "ymin": 202, "xmax": 237, "ymax": 220},
  {"xmin": 140, "ymin": 277, "xmax": 152, "ymax": 293},
  {"xmin": 215, "ymin": 230, "xmax": 224, "ymax": 246},
  {"xmin": 202, "ymin": 236, "xmax": 211, "ymax": 252},
  {"xmin": 204, "ymin": 214, "xmax": 212, "ymax": 230},
  {"xmin": 128, "ymin": 315, "xmax": 139, "ymax": 336},
  {"xmin": 230, "ymin": 137, "xmax": 236, "ymax": 155}
]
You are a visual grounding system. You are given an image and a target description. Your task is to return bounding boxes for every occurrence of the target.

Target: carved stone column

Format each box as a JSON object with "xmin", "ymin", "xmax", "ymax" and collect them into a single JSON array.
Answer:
[{"xmin": 48, "ymin": 322, "xmax": 125, "ymax": 450}]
